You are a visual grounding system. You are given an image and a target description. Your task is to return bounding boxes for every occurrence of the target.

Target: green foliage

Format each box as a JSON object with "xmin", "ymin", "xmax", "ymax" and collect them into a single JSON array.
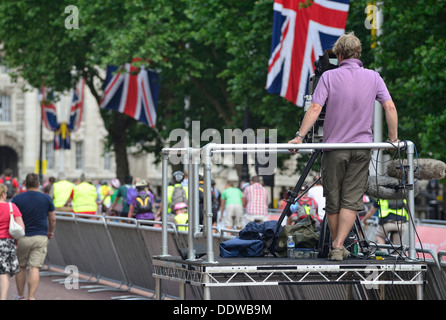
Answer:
[
  {"xmin": 373, "ymin": 0, "xmax": 446, "ymax": 162},
  {"xmin": 0, "ymin": 0, "xmax": 443, "ymax": 180}
]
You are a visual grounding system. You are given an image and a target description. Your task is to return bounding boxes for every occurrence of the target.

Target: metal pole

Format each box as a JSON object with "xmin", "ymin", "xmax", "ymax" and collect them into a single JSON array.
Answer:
[
  {"xmin": 193, "ymin": 152, "xmax": 201, "ymax": 238},
  {"xmin": 406, "ymin": 141, "xmax": 417, "ymax": 260},
  {"xmin": 187, "ymin": 148, "xmax": 196, "ymax": 261},
  {"xmin": 203, "ymin": 144, "xmax": 216, "ymax": 263},
  {"xmin": 203, "ymin": 142, "xmax": 404, "ymax": 151},
  {"xmin": 160, "ymin": 152, "xmax": 169, "ymax": 257}
]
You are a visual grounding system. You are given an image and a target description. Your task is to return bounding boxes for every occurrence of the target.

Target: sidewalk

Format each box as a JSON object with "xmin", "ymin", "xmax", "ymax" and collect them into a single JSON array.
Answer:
[{"xmin": 6, "ymin": 266, "xmax": 155, "ymax": 300}]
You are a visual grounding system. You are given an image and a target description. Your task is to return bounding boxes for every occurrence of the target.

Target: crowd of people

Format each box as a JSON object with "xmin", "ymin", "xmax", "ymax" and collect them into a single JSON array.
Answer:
[{"xmin": 0, "ymin": 168, "xmax": 162, "ymax": 300}]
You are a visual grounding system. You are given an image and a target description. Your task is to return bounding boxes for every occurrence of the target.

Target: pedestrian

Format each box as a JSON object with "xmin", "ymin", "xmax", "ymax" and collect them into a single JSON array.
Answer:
[
  {"xmin": 197, "ymin": 175, "xmax": 218, "ymax": 229},
  {"xmin": 43, "ymin": 176, "xmax": 56, "ymax": 195},
  {"xmin": 52, "ymin": 173, "xmax": 75, "ymax": 212},
  {"xmin": 98, "ymin": 180, "xmax": 113, "ymax": 214},
  {"xmin": 70, "ymin": 174, "xmax": 98, "ymax": 215},
  {"xmin": 110, "ymin": 175, "xmax": 133, "ymax": 219},
  {"xmin": 173, "ymin": 202, "xmax": 188, "ymax": 232},
  {"xmin": 108, "ymin": 178, "xmax": 122, "ymax": 216},
  {"xmin": 0, "ymin": 184, "xmax": 24, "ymax": 300},
  {"xmin": 242, "ymin": 176, "xmax": 269, "ymax": 224},
  {"xmin": 362, "ymin": 198, "xmax": 408, "ymax": 251},
  {"xmin": 160, "ymin": 171, "xmax": 188, "ymax": 220},
  {"xmin": 0, "ymin": 168, "xmax": 19, "ymax": 200},
  {"xmin": 307, "ymin": 175, "xmax": 326, "ymax": 221},
  {"xmin": 219, "ymin": 181, "xmax": 244, "ymax": 231},
  {"xmin": 11, "ymin": 173, "xmax": 55, "ymax": 300},
  {"xmin": 288, "ymin": 32, "xmax": 399, "ymax": 261},
  {"xmin": 127, "ymin": 180, "xmax": 155, "ymax": 221}
]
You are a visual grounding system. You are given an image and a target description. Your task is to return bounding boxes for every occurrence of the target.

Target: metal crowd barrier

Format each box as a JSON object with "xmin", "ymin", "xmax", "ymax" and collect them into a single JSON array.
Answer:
[{"xmin": 44, "ymin": 212, "xmax": 446, "ymax": 300}]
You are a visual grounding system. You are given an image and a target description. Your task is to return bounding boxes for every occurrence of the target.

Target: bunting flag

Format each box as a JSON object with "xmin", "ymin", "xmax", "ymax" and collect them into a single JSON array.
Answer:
[
  {"xmin": 266, "ymin": 0, "xmax": 349, "ymax": 106},
  {"xmin": 99, "ymin": 61, "xmax": 160, "ymax": 127},
  {"xmin": 54, "ymin": 121, "xmax": 71, "ymax": 150},
  {"xmin": 40, "ymin": 85, "xmax": 59, "ymax": 131},
  {"xmin": 68, "ymin": 77, "xmax": 85, "ymax": 132}
]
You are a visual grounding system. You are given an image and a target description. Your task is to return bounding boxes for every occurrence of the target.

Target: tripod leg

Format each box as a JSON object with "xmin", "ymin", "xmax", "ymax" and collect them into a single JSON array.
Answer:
[
  {"xmin": 269, "ymin": 150, "xmax": 321, "ymax": 255},
  {"xmin": 353, "ymin": 213, "xmax": 370, "ymax": 256},
  {"xmin": 275, "ymin": 149, "xmax": 321, "ymax": 230}
]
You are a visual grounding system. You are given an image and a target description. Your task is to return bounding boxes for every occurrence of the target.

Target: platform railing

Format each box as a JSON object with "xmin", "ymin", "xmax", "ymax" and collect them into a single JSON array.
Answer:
[{"xmin": 161, "ymin": 141, "xmax": 416, "ymax": 263}]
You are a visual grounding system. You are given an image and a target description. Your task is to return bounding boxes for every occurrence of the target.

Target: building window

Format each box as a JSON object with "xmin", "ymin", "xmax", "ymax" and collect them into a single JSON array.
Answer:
[
  {"xmin": 75, "ymin": 141, "xmax": 84, "ymax": 170},
  {"xmin": 45, "ymin": 141, "xmax": 55, "ymax": 170},
  {"xmin": 104, "ymin": 151, "xmax": 112, "ymax": 170},
  {"xmin": 0, "ymin": 94, "xmax": 11, "ymax": 122}
]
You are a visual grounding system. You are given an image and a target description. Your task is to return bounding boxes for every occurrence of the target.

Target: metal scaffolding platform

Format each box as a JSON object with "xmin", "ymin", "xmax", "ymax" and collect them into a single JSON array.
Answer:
[
  {"xmin": 153, "ymin": 255, "xmax": 427, "ymax": 300},
  {"xmin": 155, "ymin": 141, "xmax": 428, "ymax": 300}
]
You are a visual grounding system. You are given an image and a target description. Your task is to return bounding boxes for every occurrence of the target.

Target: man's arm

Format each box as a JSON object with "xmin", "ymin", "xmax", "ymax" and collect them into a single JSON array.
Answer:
[
  {"xmin": 47, "ymin": 211, "xmax": 56, "ymax": 239},
  {"xmin": 382, "ymin": 100, "xmax": 398, "ymax": 142},
  {"xmin": 288, "ymin": 102, "xmax": 323, "ymax": 146}
]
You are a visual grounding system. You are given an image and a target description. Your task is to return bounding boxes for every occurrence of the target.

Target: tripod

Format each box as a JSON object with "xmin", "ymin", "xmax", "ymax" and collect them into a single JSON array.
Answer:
[{"xmin": 269, "ymin": 148, "xmax": 371, "ymax": 258}]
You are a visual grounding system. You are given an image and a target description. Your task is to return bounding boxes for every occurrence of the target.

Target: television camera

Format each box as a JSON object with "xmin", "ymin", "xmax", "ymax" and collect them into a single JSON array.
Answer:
[{"xmin": 302, "ymin": 49, "xmax": 338, "ymax": 142}]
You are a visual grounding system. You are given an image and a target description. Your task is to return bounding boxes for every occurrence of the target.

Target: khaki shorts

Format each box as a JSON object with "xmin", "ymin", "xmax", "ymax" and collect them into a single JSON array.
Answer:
[
  {"xmin": 376, "ymin": 221, "xmax": 407, "ymax": 245},
  {"xmin": 16, "ymin": 235, "xmax": 49, "ymax": 268},
  {"xmin": 224, "ymin": 204, "xmax": 244, "ymax": 229},
  {"xmin": 321, "ymin": 149, "xmax": 371, "ymax": 214}
]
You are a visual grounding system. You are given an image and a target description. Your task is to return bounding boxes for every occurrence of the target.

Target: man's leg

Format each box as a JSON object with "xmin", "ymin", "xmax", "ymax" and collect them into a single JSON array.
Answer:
[
  {"xmin": 326, "ymin": 212, "xmax": 339, "ymax": 243},
  {"xmin": 331, "ymin": 208, "xmax": 357, "ymax": 249},
  {"xmin": 27, "ymin": 266, "xmax": 40, "ymax": 300},
  {"xmin": 15, "ymin": 267, "xmax": 27, "ymax": 298}
]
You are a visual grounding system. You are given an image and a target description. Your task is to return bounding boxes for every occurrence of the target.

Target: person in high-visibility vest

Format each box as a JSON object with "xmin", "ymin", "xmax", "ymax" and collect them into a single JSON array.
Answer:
[
  {"xmin": 52, "ymin": 175, "xmax": 75, "ymax": 211},
  {"xmin": 363, "ymin": 198, "xmax": 408, "ymax": 246},
  {"xmin": 70, "ymin": 174, "xmax": 98, "ymax": 215},
  {"xmin": 173, "ymin": 202, "xmax": 188, "ymax": 232}
]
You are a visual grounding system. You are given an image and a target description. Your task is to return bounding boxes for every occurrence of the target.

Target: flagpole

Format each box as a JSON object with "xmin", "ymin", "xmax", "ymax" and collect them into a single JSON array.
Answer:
[
  {"xmin": 39, "ymin": 96, "xmax": 44, "ymax": 183},
  {"xmin": 371, "ymin": 2, "xmax": 384, "ymax": 174}
]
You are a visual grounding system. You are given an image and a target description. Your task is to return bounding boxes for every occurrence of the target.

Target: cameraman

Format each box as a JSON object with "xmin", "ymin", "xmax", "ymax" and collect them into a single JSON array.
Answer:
[{"xmin": 288, "ymin": 32, "xmax": 398, "ymax": 261}]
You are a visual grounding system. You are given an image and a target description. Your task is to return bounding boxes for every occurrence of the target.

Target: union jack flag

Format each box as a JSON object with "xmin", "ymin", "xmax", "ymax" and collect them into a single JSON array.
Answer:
[
  {"xmin": 99, "ymin": 61, "xmax": 160, "ymax": 128},
  {"xmin": 68, "ymin": 77, "xmax": 85, "ymax": 132},
  {"xmin": 40, "ymin": 85, "xmax": 58, "ymax": 131},
  {"xmin": 266, "ymin": 0, "xmax": 349, "ymax": 106}
]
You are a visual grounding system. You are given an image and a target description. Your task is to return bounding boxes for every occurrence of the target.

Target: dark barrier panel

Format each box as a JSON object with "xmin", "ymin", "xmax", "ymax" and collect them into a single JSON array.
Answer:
[
  {"xmin": 45, "ymin": 234, "xmax": 66, "ymax": 268},
  {"xmin": 139, "ymin": 223, "xmax": 183, "ymax": 299},
  {"xmin": 74, "ymin": 214, "xmax": 128, "ymax": 286},
  {"xmin": 53, "ymin": 213, "xmax": 96, "ymax": 276},
  {"xmin": 105, "ymin": 217, "xmax": 155, "ymax": 291}
]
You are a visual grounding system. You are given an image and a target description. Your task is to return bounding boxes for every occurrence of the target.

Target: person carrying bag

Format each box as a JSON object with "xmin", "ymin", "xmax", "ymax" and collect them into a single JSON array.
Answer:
[{"xmin": 0, "ymin": 184, "xmax": 24, "ymax": 299}]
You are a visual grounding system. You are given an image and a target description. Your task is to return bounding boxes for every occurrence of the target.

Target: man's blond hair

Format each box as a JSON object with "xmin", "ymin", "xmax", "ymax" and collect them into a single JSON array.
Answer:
[{"xmin": 333, "ymin": 32, "xmax": 362, "ymax": 60}]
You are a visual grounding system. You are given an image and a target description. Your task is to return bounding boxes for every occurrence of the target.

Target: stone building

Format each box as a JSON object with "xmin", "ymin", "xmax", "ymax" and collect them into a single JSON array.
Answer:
[{"xmin": 0, "ymin": 64, "xmax": 299, "ymax": 207}]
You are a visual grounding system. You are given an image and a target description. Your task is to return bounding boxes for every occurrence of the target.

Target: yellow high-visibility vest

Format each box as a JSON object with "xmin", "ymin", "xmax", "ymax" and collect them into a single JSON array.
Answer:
[
  {"xmin": 53, "ymin": 180, "xmax": 75, "ymax": 207},
  {"xmin": 175, "ymin": 213, "xmax": 188, "ymax": 231},
  {"xmin": 379, "ymin": 199, "xmax": 408, "ymax": 221},
  {"xmin": 72, "ymin": 182, "xmax": 97, "ymax": 213}
]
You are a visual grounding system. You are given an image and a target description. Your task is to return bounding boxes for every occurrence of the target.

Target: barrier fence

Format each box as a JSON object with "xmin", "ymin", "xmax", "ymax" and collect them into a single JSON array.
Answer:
[{"xmin": 45, "ymin": 212, "xmax": 446, "ymax": 300}]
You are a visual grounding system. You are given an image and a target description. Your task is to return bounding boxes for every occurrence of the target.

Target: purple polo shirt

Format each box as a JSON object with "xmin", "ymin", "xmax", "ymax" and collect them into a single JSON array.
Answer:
[{"xmin": 312, "ymin": 59, "xmax": 392, "ymax": 143}]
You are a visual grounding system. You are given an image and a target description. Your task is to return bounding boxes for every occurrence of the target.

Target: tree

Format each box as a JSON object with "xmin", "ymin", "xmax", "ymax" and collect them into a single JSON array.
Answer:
[{"xmin": 373, "ymin": 0, "xmax": 446, "ymax": 162}]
